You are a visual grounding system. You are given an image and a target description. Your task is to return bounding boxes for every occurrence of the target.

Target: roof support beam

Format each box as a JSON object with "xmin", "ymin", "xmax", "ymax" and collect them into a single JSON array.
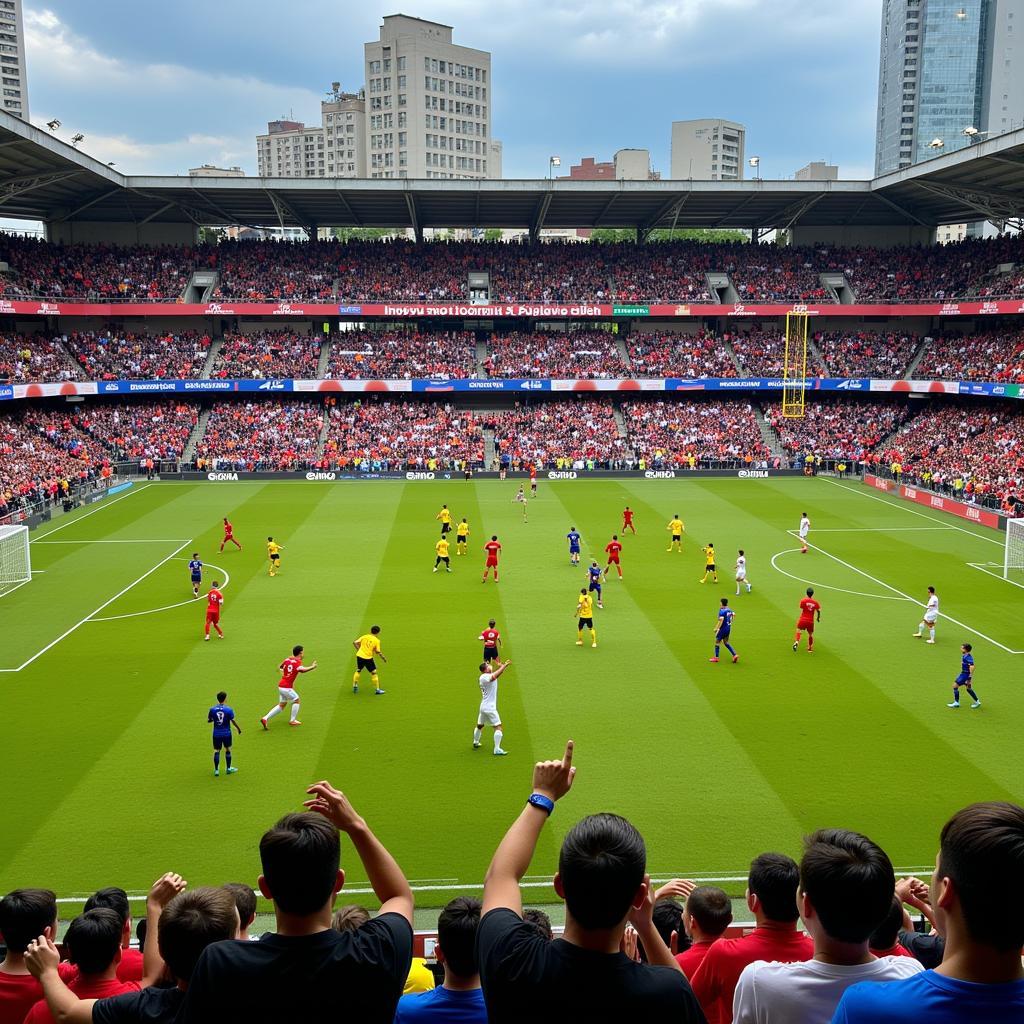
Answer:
[
  {"xmin": 0, "ymin": 169, "xmax": 84, "ymax": 208},
  {"xmin": 593, "ymin": 192, "xmax": 619, "ymax": 227},
  {"xmin": 139, "ymin": 201, "xmax": 177, "ymax": 225},
  {"xmin": 639, "ymin": 193, "xmax": 689, "ymax": 237},
  {"xmin": 912, "ymin": 179, "xmax": 1024, "ymax": 221},
  {"xmin": 529, "ymin": 190, "xmax": 552, "ymax": 242},
  {"xmin": 265, "ymin": 189, "xmax": 310, "ymax": 233},
  {"xmin": 405, "ymin": 189, "xmax": 422, "ymax": 242},
  {"xmin": 58, "ymin": 186, "xmax": 123, "ymax": 220},
  {"xmin": 871, "ymin": 191, "xmax": 931, "ymax": 226},
  {"xmin": 768, "ymin": 191, "xmax": 827, "ymax": 232},
  {"xmin": 334, "ymin": 188, "xmax": 362, "ymax": 227},
  {"xmin": 717, "ymin": 191, "xmax": 759, "ymax": 226}
]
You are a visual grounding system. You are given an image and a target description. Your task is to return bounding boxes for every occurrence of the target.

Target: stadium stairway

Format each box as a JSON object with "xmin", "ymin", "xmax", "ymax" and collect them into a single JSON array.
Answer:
[
  {"xmin": 54, "ymin": 336, "xmax": 87, "ymax": 378},
  {"xmin": 199, "ymin": 337, "xmax": 224, "ymax": 379},
  {"xmin": 904, "ymin": 334, "xmax": 933, "ymax": 378},
  {"xmin": 316, "ymin": 405, "xmax": 331, "ymax": 460},
  {"xmin": 753, "ymin": 406, "xmax": 785, "ymax": 460},
  {"xmin": 615, "ymin": 334, "xmax": 632, "ymax": 369},
  {"xmin": 316, "ymin": 337, "xmax": 332, "ymax": 379},
  {"xmin": 475, "ymin": 339, "xmax": 489, "ymax": 376},
  {"xmin": 706, "ymin": 271, "xmax": 739, "ymax": 303},
  {"xmin": 721, "ymin": 336, "xmax": 744, "ymax": 374},
  {"xmin": 483, "ymin": 425, "xmax": 497, "ymax": 470},
  {"xmin": 183, "ymin": 408, "xmax": 212, "ymax": 464}
]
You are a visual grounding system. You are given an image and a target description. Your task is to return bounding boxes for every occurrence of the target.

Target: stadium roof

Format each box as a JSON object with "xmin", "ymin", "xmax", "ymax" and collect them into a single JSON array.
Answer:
[{"xmin": 0, "ymin": 111, "xmax": 1022, "ymax": 235}]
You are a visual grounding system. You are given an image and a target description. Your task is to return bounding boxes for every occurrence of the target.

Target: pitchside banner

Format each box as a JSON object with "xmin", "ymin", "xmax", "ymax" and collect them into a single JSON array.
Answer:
[{"xmin": 864, "ymin": 474, "xmax": 1005, "ymax": 530}]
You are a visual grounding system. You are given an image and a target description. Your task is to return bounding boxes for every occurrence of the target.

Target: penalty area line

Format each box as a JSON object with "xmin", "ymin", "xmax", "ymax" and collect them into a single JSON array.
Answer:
[
  {"xmin": 29, "ymin": 483, "xmax": 153, "ymax": 543},
  {"xmin": 90, "ymin": 559, "xmax": 232, "ymax": 622},
  {"xmin": 967, "ymin": 562, "xmax": 1024, "ymax": 591}
]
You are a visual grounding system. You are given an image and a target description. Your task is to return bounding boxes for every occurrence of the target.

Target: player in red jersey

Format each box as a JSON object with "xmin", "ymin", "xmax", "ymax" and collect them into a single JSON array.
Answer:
[
  {"xmin": 622, "ymin": 505, "xmax": 636, "ymax": 535},
  {"xmin": 604, "ymin": 534, "xmax": 623, "ymax": 579},
  {"xmin": 261, "ymin": 644, "xmax": 318, "ymax": 728},
  {"xmin": 203, "ymin": 581, "xmax": 224, "ymax": 640},
  {"xmin": 793, "ymin": 586, "xmax": 822, "ymax": 652},
  {"xmin": 529, "ymin": 464, "xmax": 538, "ymax": 497},
  {"xmin": 479, "ymin": 618, "xmax": 502, "ymax": 662},
  {"xmin": 220, "ymin": 517, "xmax": 242, "ymax": 552},
  {"xmin": 482, "ymin": 535, "xmax": 502, "ymax": 583}
]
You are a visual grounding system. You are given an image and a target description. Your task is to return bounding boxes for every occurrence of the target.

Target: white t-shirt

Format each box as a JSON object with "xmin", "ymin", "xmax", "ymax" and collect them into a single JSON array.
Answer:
[
  {"xmin": 479, "ymin": 672, "xmax": 498, "ymax": 707},
  {"xmin": 799, "ymin": 517, "xmax": 811, "ymax": 536},
  {"xmin": 924, "ymin": 594, "xmax": 939, "ymax": 620},
  {"xmin": 736, "ymin": 555, "xmax": 747, "ymax": 577},
  {"xmin": 733, "ymin": 955, "xmax": 923, "ymax": 1024}
]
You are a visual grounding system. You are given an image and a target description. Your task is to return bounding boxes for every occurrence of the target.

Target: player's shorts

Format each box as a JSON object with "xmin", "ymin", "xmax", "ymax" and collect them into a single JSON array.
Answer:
[
  {"xmin": 441, "ymin": 522, "xmax": 451, "ymax": 533},
  {"xmin": 797, "ymin": 619, "xmax": 815, "ymax": 633},
  {"xmin": 437, "ymin": 555, "xmax": 450, "ymax": 563},
  {"xmin": 735, "ymin": 571, "xmax": 746, "ymax": 581},
  {"xmin": 483, "ymin": 645, "xmax": 499, "ymax": 661},
  {"xmin": 213, "ymin": 732, "xmax": 232, "ymax": 750},
  {"xmin": 278, "ymin": 687, "xmax": 299, "ymax": 703},
  {"xmin": 955, "ymin": 673, "xmax": 971, "ymax": 685},
  {"xmin": 706, "ymin": 563, "xmax": 716, "ymax": 572},
  {"xmin": 486, "ymin": 558, "xmax": 498, "ymax": 567},
  {"xmin": 206, "ymin": 611, "xmax": 220, "ymax": 623},
  {"xmin": 799, "ymin": 530, "xmax": 809, "ymax": 539},
  {"xmin": 569, "ymin": 545, "xmax": 580, "ymax": 554},
  {"xmin": 716, "ymin": 630, "xmax": 731, "ymax": 642},
  {"xmin": 578, "ymin": 617, "xmax": 594, "ymax": 629},
  {"xmin": 607, "ymin": 555, "xmax": 620, "ymax": 564},
  {"xmin": 588, "ymin": 581, "xmax": 602, "ymax": 592},
  {"xmin": 270, "ymin": 553, "xmax": 280, "ymax": 562},
  {"xmin": 457, "ymin": 535, "xmax": 468, "ymax": 543},
  {"xmin": 356, "ymin": 656, "xmax": 377, "ymax": 673},
  {"xmin": 671, "ymin": 533, "xmax": 682, "ymax": 541},
  {"xmin": 191, "ymin": 574, "xmax": 202, "ymax": 583},
  {"xmin": 924, "ymin": 611, "xmax": 938, "ymax": 624},
  {"xmin": 477, "ymin": 703, "xmax": 501, "ymax": 727}
]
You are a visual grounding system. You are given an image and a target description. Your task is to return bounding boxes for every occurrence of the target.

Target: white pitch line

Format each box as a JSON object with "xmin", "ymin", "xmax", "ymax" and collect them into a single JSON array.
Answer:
[
  {"xmin": 90, "ymin": 560, "xmax": 232, "ymax": 622},
  {"xmin": 32, "ymin": 539, "xmax": 191, "ymax": 545},
  {"xmin": 30, "ymin": 483, "xmax": 152, "ymax": 543},
  {"xmin": 0, "ymin": 539, "xmax": 193, "ymax": 672},
  {"xmin": 800, "ymin": 535, "xmax": 1023, "ymax": 655},
  {"xmin": 770, "ymin": 548, "xmax": 907, "ymax": 602},
  {"xmin": 968, "ymin": 562, "xmax": 1024, "ymax": 591},
  {"xmin": 826, "ymin": 479, "xmax": 1004, "ymax": 548},
  {"xmin": 800, "ymin": 527, "xmax": 956, "ymax": 533}
]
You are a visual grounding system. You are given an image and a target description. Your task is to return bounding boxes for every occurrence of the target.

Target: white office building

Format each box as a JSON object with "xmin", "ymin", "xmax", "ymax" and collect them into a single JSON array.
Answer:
[
  {"xmin": 670, "ymin": 119, "xmax": 745, "ymax": 180},
  {"xmin": 0, "ymin": 0, "xmax": 28, "ymax": 119}
]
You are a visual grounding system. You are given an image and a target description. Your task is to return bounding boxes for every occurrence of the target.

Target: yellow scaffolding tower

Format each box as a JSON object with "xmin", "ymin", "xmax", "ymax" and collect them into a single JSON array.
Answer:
[{"xmin": 782, "ymin": 312, "xmax": 810, "ymax": 418}]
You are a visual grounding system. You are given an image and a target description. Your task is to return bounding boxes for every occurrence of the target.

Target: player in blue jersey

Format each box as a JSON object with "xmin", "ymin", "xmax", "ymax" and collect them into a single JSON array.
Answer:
[
  {"xmin": 566, "ymin": 527, "xmax": 582, "ymax": 566},
  {"xmin": 188, "ymin": 552, "xmax": 203, "ymax": 598},
  {"xmin": 710, "ymin": 597, "xmax": 738, "ymax": 663},
  {"xmin": 948, "ymin": 642, "xmax": 981, "ymax": 708},
  {"xmin": 209, "ymin": 690, "xmax": 241, "ymax": 776},
  {"xmin": 587, "ymin": 559, "xmax": 604, "ymax": 609}
]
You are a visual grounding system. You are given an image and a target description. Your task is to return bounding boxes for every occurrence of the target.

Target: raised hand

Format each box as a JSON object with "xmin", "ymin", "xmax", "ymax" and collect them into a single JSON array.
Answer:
[
  {"xmin": 532, "ymin": 740, "xmax": 576, "ymax": 802},
  {"xmin": 304, "ymin": 779, "xmax": 363, "ymax": 832}
]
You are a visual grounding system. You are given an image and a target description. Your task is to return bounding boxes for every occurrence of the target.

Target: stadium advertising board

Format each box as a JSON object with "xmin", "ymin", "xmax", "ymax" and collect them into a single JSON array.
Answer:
[
  {"xmin": 864, "ymin": 474, "xmax": 895, "ymax": 492},
  {"xmin": 900, "ymin": 486, "xmax": 1003, "ymax": 530},
  {"xmin": 171, "ymin": 469, "xmax": 803, "ymax": 482}
]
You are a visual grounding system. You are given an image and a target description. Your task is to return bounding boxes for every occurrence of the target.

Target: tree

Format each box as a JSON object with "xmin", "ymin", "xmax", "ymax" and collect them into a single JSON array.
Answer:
[
  {"xmin": 483, "ymin": 228, "xmax": 503, "ymax": 242},
  {"xmin": 589, "ymin": 227, "xmax": 748, "ymax": 244},
  {"xmin": 332, "ymin": 227, "xmax": 397, "ymax": 242}
]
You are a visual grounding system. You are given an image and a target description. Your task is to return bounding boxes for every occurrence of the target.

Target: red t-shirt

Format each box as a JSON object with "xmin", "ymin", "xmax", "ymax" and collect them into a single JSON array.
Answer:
[
  {"xmin": 223, "ymin": 520, "xmax": 233, "ymax": 536},
  {"xmin": 24, "ymin": 975, "xmax": 139, "ymax": 1024},
  {"xmin": 484, "ymin": 541, "xmax": 501, "ymax": 562},
  {"xmin": 529, "ymin": 467, "xmax": 537, "ymax": 480},
  {"xmin": 688, "ymin": 924, "xmax": 814, "ymax": 1024},
  {"xmin": 0, "ymin": 963, "xmax": 78, "ymax": 1024},
  {"xmin": 605, "ymin": 541, "xmax": 623, "ymax": 559},
  {"xmin": 675, "ymin": 939, "xmax": 717, "ymax": 979},
  {"xmin": 870, "ymin": 942, "xmax": 915, "ymax": 959},
  {"xmin": 623, "ymin": 509, "xmax": 634, "ymax": 522},
  {"xmin": 797, "ymin": 597, "xmax": 821, "ymax": 623},
  {"xmin": 116, "ymin": 946, "xmax": 144, "ymax": 982},
  {"xmin": 206, "ymin": 589, "xmax": 223, "ymax": 614},
  {"xmin": 481, "ymin": 629, "xmax": 500, "ymax": 648},
  {"xmin": 279, "ymin": 656, "xmax": 302, "ymax": 686}
]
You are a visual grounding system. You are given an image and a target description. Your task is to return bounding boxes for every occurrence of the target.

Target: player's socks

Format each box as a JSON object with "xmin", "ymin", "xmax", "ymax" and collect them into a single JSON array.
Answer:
[
  {"xmin": 929, "ymin": 628, "xmax": 936, "ymax": 641},
  {"xmin": 493, "ymin": 729, "xmax": 503, "ymax": 753},
  {"xmin": 265, "ymin": 705, "xmax": 283, "ymax": 723},
  {"xmin": 725, "ymin": 643, "xmax": 736, "ymax": 658},
  {"xmin": 204, "ymin": 634, "xmax": 210, "ymax": 641},
  {"xmin": 966, "ymin": 687, "xmax": 980, "ymax": 703},
  {"xmin": 576, "ymin": 632, "xmax": 583, "ymax": 645},
  {"xmin": 473, "ymin": 727, "xmax": 482, "ymax": 748},
  {"xmin": 746, "ymin": 583, "xmax": 752, "ymax": 592},
  {"xmin": 590, "ymin": 629, "xmax": 597, "ymax": 647},
  {"xmin": 371, "ymin": 674, "xmax": 380, "ymax": 689},
  {"xmin": 214, "ymin": 752, "xmax": 220, "ymax": 771},
  {"xmin": 225, "ymin": 751, "xmax": 232, "ymax": 769},
  {"xmin": 714, "ymin": 645, "xmax": 721, "ymax": 658},
  {"xmin": 289, "ymin": 703, "xmax": 301, "ymax": 723}
]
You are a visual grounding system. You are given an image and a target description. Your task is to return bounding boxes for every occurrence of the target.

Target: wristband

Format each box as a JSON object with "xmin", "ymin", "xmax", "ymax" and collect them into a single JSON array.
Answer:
[{"xmin": 527, "ymin": 793, "xmax": 555, "ymax": 816}]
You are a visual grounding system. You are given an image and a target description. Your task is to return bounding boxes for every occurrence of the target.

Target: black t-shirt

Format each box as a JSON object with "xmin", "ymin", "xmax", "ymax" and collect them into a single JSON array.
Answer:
[
  {"xmin": 178, "ymin": 915, "xmax": 412, "ymax": 1023},
  {"xmin": 477, "ymin": 908, "xmax": 706, "ymax": 1024},
  {"xmin": 92, "ymin": 985, "xmax": 184, "ymax": 1024},
  {"xmin": 899, "ymin": 928, "xmax": 946, "ymax": 970}
]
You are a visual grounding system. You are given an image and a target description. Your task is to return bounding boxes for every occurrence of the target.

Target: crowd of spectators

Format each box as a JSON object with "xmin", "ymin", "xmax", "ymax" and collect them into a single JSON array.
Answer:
[
  {"xmin": 621, "ymin": 399, "xmax": 770, "ymax": 466},
  {"xmin": 321, "ymin": 399, "xmax": 483, "ymax": 470},
  {"xmin": 212, "ymin": 332, "xmax": 321, "ymax": 380},
  {"xmin": 765, "ymin": 399, "xmax": 912, "ymax": 462},
  {"xmin": 0, "ymin": 335, "xmax": 81, "ymax": 383},
  {"xmin": 727, "ymin": 328, "xmax": 821, "ymax": 377},
  {"xmin": 488, "ymin": 399, "xmax": 626, "ymax": 468},
  {"xmin": 328, "ymin": 331, "xmax": 477, "ymax": 380},
  {"xmin": 729, "ymin": 245, "xmax": 828, "ymax": 302},
  {"xmin": 196, "ymin": 400, "xmax": 324, "ymax": 471},
  {"xmin": 64, "ymin": 331, "xmax": 212, "ymax": 381},
  {"xmin": 814, "ymin": 329, "xmax": 922, "ymax": 379},
  {"xmin": 916, "ymin": 330, "xmax": 1024, "ymax": 383},
  {"xmin": 625, "ymin": 329, "xmax": 738, "ymax": 377},
  {"xmin": 207, "ymin": 240, "xmax": 337, "ymax": 302},
  {"xmin": 72, "ymin": 402, "xmax": 198, "ymax": 463},
  {"xmin": 483, "ymin": 331, "xmax": 626, "ymax": 379}
]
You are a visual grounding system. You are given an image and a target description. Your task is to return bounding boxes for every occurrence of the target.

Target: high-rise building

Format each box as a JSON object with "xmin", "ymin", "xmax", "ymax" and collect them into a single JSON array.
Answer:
[
  {"xmin": 363, "ymin": 14, "xmax": 495, "ymax": 179},
  {"xmin": 0, "ymin": 1, "xmax": 28, "ymax": 119},
  {"xmin": 875, "ymin": 0, "xmax": 1024, "ymax": 176},
  {"xmin": 670, "ymin": 119, "xmax": 745, "ymax": 180}
]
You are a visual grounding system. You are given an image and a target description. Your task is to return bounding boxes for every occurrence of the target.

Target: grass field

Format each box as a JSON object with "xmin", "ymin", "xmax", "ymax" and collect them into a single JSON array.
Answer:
[{"xmin": 1, "ymin": 475, "xmax": 1021, "ymax": 910}]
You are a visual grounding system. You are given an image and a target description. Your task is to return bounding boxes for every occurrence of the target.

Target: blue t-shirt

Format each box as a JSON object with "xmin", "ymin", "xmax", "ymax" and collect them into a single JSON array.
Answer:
[
  {"xmin": 395, "ymin": 986, "xmax": 487, "ymax": 1024},
  {"xmin": 832, "ymin": 969, "xmax": 1024, "ymax": 1023},
  {"xmin": 189, "ymin": 558, "xmax": 203, "ymax": 579},
  {"xmin": 960, "ymin": 652, "xmax": 975, "ymax": 676},
  {"xmin": 717, "ymin": 607, "xmax": 735, "ymax": 634},
  {"xmin": 208, "ymin": 704, "xmax": 234, "ymax": 736},
  {"xmin": 567, "ymin": 531, "xmax": 581, "ymax": 550}
]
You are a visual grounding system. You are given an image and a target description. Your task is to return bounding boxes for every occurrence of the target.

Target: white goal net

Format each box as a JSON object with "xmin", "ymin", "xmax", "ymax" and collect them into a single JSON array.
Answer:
[
  {"xmin": 1006, "ymin": 518, "xmax": 1024, "ymax": 580},
  {"xmin": 0, "ymin": 524, "xmax": 31, "ymax": 595}
]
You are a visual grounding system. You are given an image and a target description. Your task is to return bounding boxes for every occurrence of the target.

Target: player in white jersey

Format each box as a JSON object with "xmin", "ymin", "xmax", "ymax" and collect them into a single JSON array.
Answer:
[
  {"xmin": 735, "ymin": 549, "xmax": 752, "ymax": 595},
  {"xmin": 798, "ymin": 512, "xmax": 811, "ymax": 554},
  {"xmin": 912, "ymin": 586, "xmax": 940, "ymax": 644},
  {"xmin": 473, "ymin": 658, "xmax": 511, "ymax": 755}
]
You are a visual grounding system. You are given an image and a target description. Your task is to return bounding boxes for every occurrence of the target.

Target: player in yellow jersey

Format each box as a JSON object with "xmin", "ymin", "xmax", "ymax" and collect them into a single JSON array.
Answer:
[
  {"xmin": 433, "ymin": 535, "xmax": 452, "ymax": 573},
  {"xmin": 666, "ymin": 515, "xmax": 685, "ymax": 552},
  {"xmin": 352, "ymin": 624, "xmax": 387, "ymax": 695},
  {"xmin": 456, "ymin": 517, "xmax": 470, "ymax": 554},
  {"xmin": 436, "ymin": 504, "xmax": 454, "ymax": 536},
  {"xmin": 575, "ymin": 588, "xmax": 597, "ymax": 648},
  {"xmin": 700, "ymin": 542, "xmax": 719, "ymax": 584},
  {"xmin": 266, "ymin": 536, "xmax": 283, "ymax": 576}
]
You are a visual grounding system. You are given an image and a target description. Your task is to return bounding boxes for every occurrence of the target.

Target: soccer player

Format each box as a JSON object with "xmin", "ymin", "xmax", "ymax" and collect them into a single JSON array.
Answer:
[
  {"xmin": 352, "ymin": 625, "xmax": 387, "ymax": 695},
  {"xmin": 513, "ymin": 485, "xmax": 528, "ymax": 522},
  {"xmin": 622, "ymin": 505, "xmax": 636, "ymax": 535},
  {"xmin": 474, "ymin": 658, "xmax": 511, "ymax": 756},
  {"xmin": 699, "ymin": 543, "xmax": 718, "ymax": 584},
  {"xmin": 433, "ymin": 535, "xmax": 452, "ymax": 573},
  {"xmin": 436, "ymin": 504, "xmax": 453, "ymax": 536},
  {"xmin": 479, "ymin": 619, "xmax": 501, "ymax": 662},
  {"xmin": 913, "ymin": 586, "xmax": 939, "ymax": 643},
  {"xmin": 456, "ymin": 517, "xmax": 470, "ymax": 554},
  {"xmin": 587, "ymin": 559, "xmax": 604, "ymax": 609},
  {"xmin": 793, "ymin": 586, "xmax": 821, "ymax": 652},
  {"xmin": 798, "ymin": 512, "xmax": 811, "ymax": 554},
  {"xmin": 208, "ymin": 690, "xmax": 241, "ymax": 776},
  {"xmin": 266, "ymin": 536, "xmax": 283, "ymax": 577},
  {"xmin": 483, "ymin": 534, "xmax": 501, "ymax": 583},
  {"xmin": 188, "ymin": 552, "xmax": 203, "ymax": 598},
  {"xmin": 220, "ymin": 517, "xmax": 242, "ymax": 552},
  {"xmin": 576, "ymin": 588, "xmax": 597, "ymax": 648},
  {"xmin": 261, "ymin": 644, "xmax": 318, "ymax": 728},
  {"xmin": 566, "ymin": 526, "xmax": 582, "ymax": 566},
  {"xmin": 203, "ymin": 580, "xmax": 224, "ymax": 641},
  {"xmin": 604, "ymin": 534, "xmax": 623, "ymax": 579},
  {"xmin": 710, "ymin": 597, "xmax": 738, "ymax": 663},
  {"xmin": 529, "ymin": 464, "xmax": 538, "ymax": 497},
  {"xmin": 735, "ymin": 549, "xmax": 752, "ymax": 595},
  {"xmin": 948, "ymin": 643, "xmax": 981, "ymax": 708},
  {"xmin": 667, "ymin": 514, "xmax": 685, "ymax": 552}
]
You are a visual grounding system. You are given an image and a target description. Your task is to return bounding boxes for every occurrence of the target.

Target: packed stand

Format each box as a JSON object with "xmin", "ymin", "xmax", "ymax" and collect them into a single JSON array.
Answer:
[
  {"xmin": 625, "ymin": 329, "xmax": 738, "ymax": 377},
  {"xmin": 605, "ymin": 241, "xmax": 711, "ymax": 303},
  {"xmin": 622, "ymin": 399, "xmax": 770, "ymax": 467},
  {"xmin": 483, "ymin": 331, "xmax": 626, "ymax": 379},
  {"xmin": 815, "ymin": 329, "xmax": 921, "ymax": 379},
  {"xmin": 728, "ymin": 327, "xmax": 824, "ymax": 377},
  {"xmin": 916, "ymin": 330, "xmax": 1024, "ymax": 382},
  {"xmin": 206, "ymin": 240, "xmax": 337, "ymax": 302},
  {"xmin": 211, "ymin": 331, "xmax": 321, "ymax": 379},
  {"xmin": 729, "ymin": 244, "xmax": 828, "ymax": 302},
  {"xmin": 64, "ymin": 331, "xmax": 212, "ymax": 380},
  {"xmin": 72, "ymin": 401, "xmax": 199, "ymax": 462},
  {"xmin": 328, "ymin": 330, "xmax": 477, "ymax": 379},
  {"xmin": 322, "ymin": 399, "xmax": 483, "ymax": 470},
  {"xmin": 488, "ymin": 399, "xmax": 627, "ymax": 468},
  {"xmin": 196, "ymin": 400, "xmax": 324, "ymax": 471},
  {"xmin": 765, "ymin": 399, "xmax": 912, "ymax": 463},
  {"xmin": 0, "ymin": 334, "xmax": 82, "ymax": 382}
]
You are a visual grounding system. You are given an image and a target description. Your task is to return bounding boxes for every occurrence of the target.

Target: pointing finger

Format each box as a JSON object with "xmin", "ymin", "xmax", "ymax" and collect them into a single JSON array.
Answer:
[{"xmin": 563, "ymin": 739, "xmax": 574, "ymax": 768}]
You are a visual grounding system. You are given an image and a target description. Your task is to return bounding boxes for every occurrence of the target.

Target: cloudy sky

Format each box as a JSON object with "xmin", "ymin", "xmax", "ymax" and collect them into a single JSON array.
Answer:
[{"xmin": 23, "ymin": 1, "xmax": 884, "ymax": 180}]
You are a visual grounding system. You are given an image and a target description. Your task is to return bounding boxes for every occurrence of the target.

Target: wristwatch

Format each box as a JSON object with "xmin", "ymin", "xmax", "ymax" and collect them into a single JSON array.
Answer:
[{"xmin": 527, "ymin": 793, "xmax": 555, "ymax": 815}]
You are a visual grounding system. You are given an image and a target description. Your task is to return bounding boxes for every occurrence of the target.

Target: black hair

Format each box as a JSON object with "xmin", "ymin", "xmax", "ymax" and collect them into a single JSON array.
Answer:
[
  {"xmin": 748, "ymin": 852, "xmax": 801, "ymax": 923},
  {"xmin": 64, "ymin": 908, "xmax": 123, "ymax": 975},
  {"xmin": 686, "ymin": 886, "xmax": 733, "ymax": 937},
  {"xmin": 217, "ymin": 691, "xmax": 227, "ymax": 703},
  {"xmin": 522, "ymin": 907, "xmax": 553, "ymax": 941},
  {"xmin": 437, "ymin": 896, "xmax": 481, "ymax": 978},
  {"xmin": 0, "ymin": 889, "xmax": 58, "ymax": 953},
  {"xmin": 260, "ymin": 813, "xmax": 340, "ymax": 915},
  {"xmin": 84, "ymin": 887, "xmax": 130, "ymax": 929},
  {"xmin": 222, "ymin": 883, "xmax": 257, "ymax": 928},
  {"xmin": 292, "ymin": 644, "xmax": 304, "ymax": 655},
  {"xmin": 158, "ymin": 888, "xmax": 238, "ymax": 982},
  {"xmin": 869, "ymin": 895, "xmax": 904, "ymax": 952}
]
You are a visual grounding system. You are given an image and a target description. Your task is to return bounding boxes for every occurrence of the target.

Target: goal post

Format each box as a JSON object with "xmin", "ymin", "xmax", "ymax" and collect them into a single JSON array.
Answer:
[
  {"xmin": 782, "ymin": 312, "xmax": 809, "ymax": 419},
  {"xmin": 0, "ymin": 524, "xmax": 31, "ymax": 595},
  {"xmin": 1005, "ymin": 518, "xmax": 1024, "ymax": 580}
]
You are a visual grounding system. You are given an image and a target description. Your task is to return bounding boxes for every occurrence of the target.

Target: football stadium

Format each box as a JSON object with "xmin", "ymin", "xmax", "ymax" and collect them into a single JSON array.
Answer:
[{"xmin": 2, "ymin": 6, "xmax": 1024, "ymax": 1023}]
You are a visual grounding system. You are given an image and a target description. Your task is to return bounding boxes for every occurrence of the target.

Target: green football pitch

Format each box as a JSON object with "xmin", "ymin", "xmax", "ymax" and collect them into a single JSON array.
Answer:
[{"xmin": 1, "ymin": 476, "xmax": 1021, "ymax": 910}]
